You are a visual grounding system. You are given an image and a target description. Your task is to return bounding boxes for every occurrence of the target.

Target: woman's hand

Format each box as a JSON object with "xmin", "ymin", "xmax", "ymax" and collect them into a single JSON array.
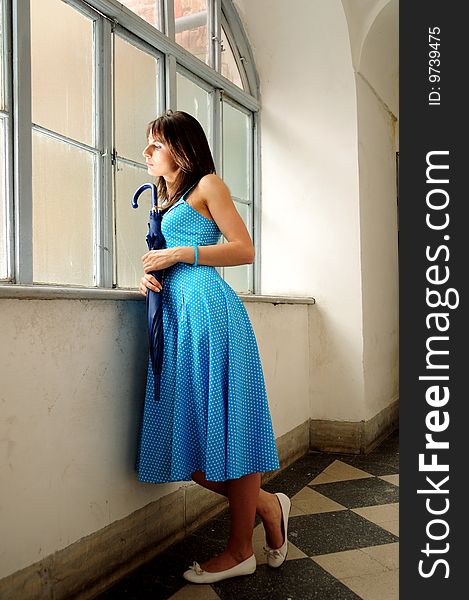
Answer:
[
  {"xmin": 139, "ymin": 274, "xmax": 163, "ymax": 297},
  {"xmin": 141, "ymin": 248, "xmax": 178, "ymax": 274}
]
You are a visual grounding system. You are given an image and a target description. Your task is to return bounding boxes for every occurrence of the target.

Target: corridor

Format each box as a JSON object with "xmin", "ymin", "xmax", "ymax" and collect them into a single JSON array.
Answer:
[{"xmin": 96, "ymin": 429, "xmax": 399, "ymax": 600}]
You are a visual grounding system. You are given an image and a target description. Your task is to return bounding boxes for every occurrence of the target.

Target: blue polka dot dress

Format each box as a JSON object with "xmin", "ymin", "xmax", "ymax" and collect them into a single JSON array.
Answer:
[{"xmin": 135, "ymin": 185, "xmax": 280, "ymax": 483}]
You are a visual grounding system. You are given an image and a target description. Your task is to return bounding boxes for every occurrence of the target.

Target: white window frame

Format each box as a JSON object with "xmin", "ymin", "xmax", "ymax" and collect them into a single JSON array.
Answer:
[{"xmin": 0, "ymin": 0, "xmax": 262, "ymax": 293}]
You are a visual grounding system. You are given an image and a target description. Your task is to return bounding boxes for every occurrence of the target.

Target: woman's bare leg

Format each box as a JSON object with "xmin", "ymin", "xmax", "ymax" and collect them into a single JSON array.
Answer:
[
  {"xmin": 191, "ymin": 470, "xmax": 228, "ymax": 496},
  {"xmin": 191, "ymin": 470, "xmax": 285, "ymax": 572}
]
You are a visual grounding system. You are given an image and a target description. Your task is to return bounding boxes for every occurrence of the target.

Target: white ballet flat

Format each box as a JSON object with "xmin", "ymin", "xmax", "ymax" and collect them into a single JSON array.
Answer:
[
  {"xmin": 262, "ymin": 492, "xmax": 291, "ymax": 568},
  {"xmin": 182, "ymin": 553, "xmax": 256, "ymax": 583}
]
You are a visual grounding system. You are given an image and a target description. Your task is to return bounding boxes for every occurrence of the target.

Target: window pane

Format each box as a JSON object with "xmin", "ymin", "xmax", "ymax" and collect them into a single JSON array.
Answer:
[
  {"xmin": 119, "ymin": 0, "xmax": 161, "ymax": 30},
  {"xmin": 114, "ymin": 161, "xmax": 153, "ymax": 289},
  {"xmin": 32, "ymin": 131, "xmax": 94, "ymax": 286},
  {"xmin": 0, "ymin": 1, "xmax": 4, "ymax": 111},
  {"xmin": 31, "ymin": 0, "xmax": 93, "ymax": 146},
  {"xmin": 174, "ymin": 0, "xmax": 209, "ymax": 66},
  {"xmin": 222, "ymin": 102, "xmax": 250, "ymax": 200},
  {"xmin": 223, "ymin": 201, "xmax": 251, "ymax": 293},
  {"xmin": 0, "ymin": 118, "xmax": 6, "ymax": 279},
  {"xmin": 114, "ymin": 36, "xmax": 160, "ymax": 164},
  {"xmin": 176, "ymin": 72, "xmax": 210, "ymax": 139},
  {"xmin": 221, "ymin": 27, "xmax": 243, "ymax": 90},
  {"xmin": 224, "ymin": 261, "xmax": 250, "ymax": 293}
]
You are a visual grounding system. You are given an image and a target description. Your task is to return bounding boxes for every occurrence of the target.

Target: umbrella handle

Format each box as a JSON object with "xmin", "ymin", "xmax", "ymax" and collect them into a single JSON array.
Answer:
[{"xmin": 132, "ymin": 183, "xmax": 158, "ymax": 210}]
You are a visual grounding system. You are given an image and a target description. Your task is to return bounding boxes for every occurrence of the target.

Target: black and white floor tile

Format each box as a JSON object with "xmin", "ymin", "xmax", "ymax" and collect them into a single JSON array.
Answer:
[{"xmin": 96, "ymin": 429, "xmax": 399, "ymax": 600}]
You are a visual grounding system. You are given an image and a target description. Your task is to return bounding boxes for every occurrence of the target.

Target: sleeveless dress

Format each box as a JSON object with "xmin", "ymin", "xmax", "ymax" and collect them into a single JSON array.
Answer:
[{"xmin": 135, "ymin": 185, "xmax": 280, "ymax": 483}]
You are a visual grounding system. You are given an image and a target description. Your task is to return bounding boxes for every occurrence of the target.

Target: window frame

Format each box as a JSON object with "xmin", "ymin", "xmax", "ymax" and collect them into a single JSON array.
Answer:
[
  {"xmin": 220, "ymin": 13, "xmax": 248, "ymax": 92},
  {"xmin": 219, "ymin": 93, "xmax": 254, "ymax": 291},
  {"xmin": 175, "ymin": 62, "xmax": 217, "ymax": 150},
  {"xmin": 1, "ymin": 0, "xmax": 14, "ymax": 282},
  {"xmin": 111, "ymin": 25, "xmax": 166, "ymax": 288},
  {"xmin": 42, "ymin": 2, "xmax": 101, "ymax": 288},
  {"xmin": 1, "ymin": 0, "xmax": 262, "ymax": 293}
]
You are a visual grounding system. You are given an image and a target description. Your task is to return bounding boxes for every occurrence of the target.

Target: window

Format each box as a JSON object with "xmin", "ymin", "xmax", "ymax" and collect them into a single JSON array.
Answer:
[
  {"xmin": 2, "ymin": 0, "xmax": 260, "ymax": 293},
  {"xmin": 31, "ymin": 0, "xmax": 95, "ymax": 286},
  {"xmin": 221, "ymin": 99, "xmax": 252, "ymax": 292},
  {"xmin": 0, "ymin": 0, "xmax": 9, "ymax": 280},
  {"xmin": 221, "ymin": 25, "xmax": 244, "ymax": 89},
  {"xmin": 176, "ymin": 68, "xmax": 211, "ymax": 143},
  {"xmin": 120, "ymin": 0, "xmax": 162, "ymax": 31},
  {"xmin": 175, "ymin": 0, "xmax": 209, "ymax": 66},
  {"xmin": 113, "ymin": 35, "xmax": 163, "ymax": 289},
  {"xmin": 0, "ymin": 117, "xmax": 6, "ymax": 280}
]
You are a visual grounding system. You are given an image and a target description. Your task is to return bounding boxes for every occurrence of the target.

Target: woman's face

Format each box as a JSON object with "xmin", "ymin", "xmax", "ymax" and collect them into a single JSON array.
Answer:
[{"xmin": 142, "ymin": 135, "xmax": 180, "ymax": 181}]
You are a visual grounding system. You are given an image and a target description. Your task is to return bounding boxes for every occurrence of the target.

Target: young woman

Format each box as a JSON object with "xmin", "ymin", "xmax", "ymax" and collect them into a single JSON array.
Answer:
[{"xmin": 134, "ymin": 110, "xmax": 291, "ymax": 583}]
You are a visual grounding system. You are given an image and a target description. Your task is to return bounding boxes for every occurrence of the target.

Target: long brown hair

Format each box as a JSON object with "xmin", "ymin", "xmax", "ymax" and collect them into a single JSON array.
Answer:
[{"xmin": 145, "ymin": 109, "xmax": 216, "ymax": 210}]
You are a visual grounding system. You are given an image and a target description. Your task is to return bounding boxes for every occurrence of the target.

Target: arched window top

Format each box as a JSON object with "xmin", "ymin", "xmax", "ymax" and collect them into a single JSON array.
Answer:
[
  {"xmin": 220, "ymin": 0, "xmax": 259, "ymax": 97},
  {"xmin": 120, "ymin": 0, "xmax": 259, "ymax": 100}
]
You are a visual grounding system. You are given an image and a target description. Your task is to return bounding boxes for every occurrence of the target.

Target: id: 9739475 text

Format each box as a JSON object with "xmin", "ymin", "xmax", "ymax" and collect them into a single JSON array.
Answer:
[{"xmin": 428, "ymin": 26, "xmax": 441, "ymax": 106}]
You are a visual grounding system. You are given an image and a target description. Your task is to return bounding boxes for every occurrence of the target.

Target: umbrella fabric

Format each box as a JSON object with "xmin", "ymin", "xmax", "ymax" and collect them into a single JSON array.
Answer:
[{"xmin": 132, "ymin": 183, "xmax": 166, "ymax": 402}]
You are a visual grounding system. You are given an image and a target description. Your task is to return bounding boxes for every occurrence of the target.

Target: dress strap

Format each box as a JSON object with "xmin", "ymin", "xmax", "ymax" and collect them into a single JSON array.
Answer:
[
  {"xmin": 162, "ymin": 179, "xmax": 201, "ymax": 216},
  {"xmin": 181, "ymin": 179, "xmax": 200, "ymax": 201}
]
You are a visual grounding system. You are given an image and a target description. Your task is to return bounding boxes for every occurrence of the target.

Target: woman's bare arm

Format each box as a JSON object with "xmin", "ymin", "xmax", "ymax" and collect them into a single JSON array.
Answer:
[{"xmin": 173, "ymin": 174, "xmax": 255, "ymax": 267}]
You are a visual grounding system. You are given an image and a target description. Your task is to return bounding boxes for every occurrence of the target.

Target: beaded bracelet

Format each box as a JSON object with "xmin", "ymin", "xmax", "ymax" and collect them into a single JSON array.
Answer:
[{"xmin": 193, "ymin": 245, "xmax": 199, "ymax": 266}]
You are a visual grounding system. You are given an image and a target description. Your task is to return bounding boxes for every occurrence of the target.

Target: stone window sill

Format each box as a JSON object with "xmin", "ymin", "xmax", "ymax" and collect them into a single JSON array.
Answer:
[{"xmin": 0, "ymin": 284, "xmax": 316, "ymax": 305}]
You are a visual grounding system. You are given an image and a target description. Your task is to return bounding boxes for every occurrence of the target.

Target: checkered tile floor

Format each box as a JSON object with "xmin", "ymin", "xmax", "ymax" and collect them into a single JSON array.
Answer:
[{"xmin": 96, "ymin": 429, "xmax": 399, "ymax": 600}]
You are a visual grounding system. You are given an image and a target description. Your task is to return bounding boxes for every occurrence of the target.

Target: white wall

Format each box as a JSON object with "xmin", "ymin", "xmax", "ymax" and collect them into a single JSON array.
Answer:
[
  {"xmin": 234, "ymin": 0, "xmax": 368, "ymax": 420},
  {"xmin": 357, "ymin": 76, "xmax": 399, "ymax": 419},
  {"xmin": 246, "ymin": 301, "xmax": 312, "ymax": 434},
  {"xmin": 0, "ymin": 297, "xmax": 311, "ymax": 579},
  {"xmin": 347, "ymin": 0, "xmax": 399, "ymax": 118},
  {"xmin": 234, "ymin": 0, "xmax": 399, "ymax": 421},
  {"xmin": 349, "ymin": 0, "xmax": 399, "ymax": 418}
]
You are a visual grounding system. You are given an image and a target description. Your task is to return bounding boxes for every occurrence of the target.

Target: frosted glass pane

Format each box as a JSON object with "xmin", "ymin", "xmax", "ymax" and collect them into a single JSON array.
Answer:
[
  {"xmin": 0, "ymin": 119, "xmax": 6, "ymax": 278},
  {"xmin": 223, "ymin": 201, "xmax": 251, "ymax": 293},
  {"xmin": 32, "ymin": 131, "xmax": 94, "ymax": 286},
  {"xmin": 31, "ymin": 0, "xmax": 93, "ymax": 146},
  {"xmin": 119, "ymin": 1, "xmax": 161, "ymax": 30},
  {"xmin": 221, "ymin": 27, "xmax": 243, "ymax": 90},
  {"xmin": 0, "ymin": 2, "xmax": 4, "ymax": 111},
  {"xmin": 224, "ymin": 264, "xmax": 250, "ymax": 293},
  {"xmin": 115, "ymin": 161, "xmax": 155, "ymax": 289},
  {"xmin": 222, "ymin": 102, "xmax": 250, "ymax": 200},
  {"xmin": 115, "ymin": 36, "xmax": 160, "ymax": 164},
  {"xmin": 176, "ymin": 72, "xmax": 210, "ymax": 139},
  {"xmin": 174, "ymin": 0, "xmax": 209, "ymax": 65}
]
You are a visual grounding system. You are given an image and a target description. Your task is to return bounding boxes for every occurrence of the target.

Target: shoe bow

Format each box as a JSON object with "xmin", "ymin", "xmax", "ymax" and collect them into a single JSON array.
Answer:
[
  {"xmin": 188, "ymin": 561, "xmax": 204, "ymax": 575},
  {"xmin": 263, "ymin": 545, "xmax": 282, "ymax": 559}
]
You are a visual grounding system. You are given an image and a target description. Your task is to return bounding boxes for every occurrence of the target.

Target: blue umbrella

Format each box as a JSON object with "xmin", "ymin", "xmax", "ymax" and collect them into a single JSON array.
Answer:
[{"xmin": 132, "ymin": 183, "xmax": 166, "ymax": 402}]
